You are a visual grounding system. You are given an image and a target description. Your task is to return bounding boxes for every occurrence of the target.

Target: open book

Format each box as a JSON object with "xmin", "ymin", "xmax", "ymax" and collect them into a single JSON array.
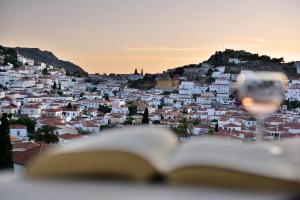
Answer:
[{"xmin": 27, "ymin": 126, "xmax": 300, "ymax": 190}]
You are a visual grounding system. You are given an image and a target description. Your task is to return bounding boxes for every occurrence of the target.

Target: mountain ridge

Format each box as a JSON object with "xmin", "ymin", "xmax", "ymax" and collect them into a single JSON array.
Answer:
[{"xmin": 15, "ymin": 47, "xmax": 87, "ymax": 75}]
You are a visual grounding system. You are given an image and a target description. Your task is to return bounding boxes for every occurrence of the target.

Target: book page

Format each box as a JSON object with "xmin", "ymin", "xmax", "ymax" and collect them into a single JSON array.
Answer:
[
  {"xmin": 167, "ymin": 137, "xmax": 297, "ymax": 182},
  {"xmin": 27, "ymin": 126, "xmax": 178, "ymax": 179}
]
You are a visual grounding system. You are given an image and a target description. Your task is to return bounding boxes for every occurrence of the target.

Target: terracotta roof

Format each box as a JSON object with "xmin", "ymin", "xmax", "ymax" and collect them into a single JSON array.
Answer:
[
  {"xmin": 40, "ymin": 118, "xmax": 65, "ymax": 127},
  {"xmin": 0, "ymin": 97, "xmax": 12, "ymax": 101},
  {"xmin": 43, "ymin": 108, "xmax": 62, "ymax": 112},
  {"xmin": 59, "ymin": 133, "xmax": 83, "ymax": 140},
  {"xmin": 265, "ymin": 117, "xmax": 284, "ymax": 123},
  {"xmin": 213, "ymin": 130, "xmax": 240, "ymax": 139},
  {"xmin": 288, "ymin": 124, "xmax": 300, "ymax": 129},
  {"xmin": 13, "ymin": 141, "xmax": 40, "ymax": 150},
  {"xmin": 1, "ymin": 105, "xmax": 17, "ymax": 109},
  {"xmin": 224, "ymin": 123, "xmax": 240, "ymax": 127},
  {"xmin": 82, "ymin": 121, "xmax": 98, "ymax": 128},
  {"xmin": 61, "ymin": 108, "xmax": 79, "ymax": 112},
  {"xmin": 10, "ymin": 124, "xmax": 27, "ymax": 129},
  {"xmin": 22, "ymin": 104, "xmax": 41, "ymax": 109},
  {"xmin": 13, "ymin": 142, "xmax": 52, "ymax": 166}
]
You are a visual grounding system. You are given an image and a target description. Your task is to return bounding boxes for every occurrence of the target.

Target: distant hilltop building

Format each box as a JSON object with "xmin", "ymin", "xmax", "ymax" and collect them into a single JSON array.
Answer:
[
  {"xmin": 295, "ymin": 61, "xmax": 300, "ymax": 74},
  {"xmin": 17, "ymin": 54, "xmax": 34, "ymax": 66},
  {"xmin": 228, "ymin": 58, "xmax": 248, "ymax": 64},
  {"xmin": 156, "ymin": 78, "xmax": 179, "ymax": 90}
]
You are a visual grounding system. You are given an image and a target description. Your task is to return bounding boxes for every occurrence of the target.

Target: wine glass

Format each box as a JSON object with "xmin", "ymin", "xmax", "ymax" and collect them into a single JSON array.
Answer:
[{"xmin": 236, "ymin": 71, "xmax": 288, "ymax": 154}]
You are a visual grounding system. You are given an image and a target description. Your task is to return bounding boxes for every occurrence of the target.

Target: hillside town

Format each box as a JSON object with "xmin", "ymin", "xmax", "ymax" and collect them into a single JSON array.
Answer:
[{"xmin": 1, "ymin": 50, "xmax": 300, "ymax": 170}]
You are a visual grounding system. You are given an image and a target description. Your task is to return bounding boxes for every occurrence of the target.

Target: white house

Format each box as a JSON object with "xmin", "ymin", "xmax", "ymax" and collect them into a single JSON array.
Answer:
[
  {"xmin": 229, "ymin": 58, "xmax": 242, "ymax": 64},
  {"xmin": 74, "ymin": 121, "xmax": 99, "ymax": 133},
  {"xmin": 179, "ymin": 81, "xmax": 207, "ymax": 95},
  {"xmin": 288, "ymin": 124, "xmax": 300, "ymax": 134},
  {"xmin": 242, "ymin": 117, "xmax": 259, "ymax": 127},
  {"xmin": 17, "ymin": 55, "xmax": 34, "ymax": 66},
  {"xmin": 224, "ymin": 123, "xmax": 242, "ymax": 132},
  {"xmin": 62, "ymin": 108, "xmax": 81, "ymax": 120},
  {"xmin": 285, "ymin": 84, "xmax": 300, "ymax": 101},
  {"xmin": 21, "ymin": 104, "xmax": 42, "ymax": 118},
  {"xmin": 13, "ymin": 78, "xmax": 35, "ymax": 88},
  {"xmin": 0, "ymin": 105, "xmax": 18, "ymax": 115},
  {"xmin": 42, "ymin": 108, "xmax": 63, "ymax": 118},
  {"xmin": 193, "ymin": 125, "xmax": 208, "ymax": 135},
  {"xmin": 79, "ymin": 99, "xmax": 108, "ymax": 109},
  {"xmin": 10, "ymin": 124, "xmax": 28, "ymax": 140},
  {"xmin": 210, "ymin": 84, "xmax": 230, "ymax": 94},
  {"xmin": 111, "ymin": 100, "xmax": 128, "ymax": 114}
]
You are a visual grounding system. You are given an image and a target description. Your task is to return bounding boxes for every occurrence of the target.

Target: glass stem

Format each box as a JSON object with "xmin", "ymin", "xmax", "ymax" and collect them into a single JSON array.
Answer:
[{"xmin": 256, "ymin": 119, "xmax": 264, "ymax": 142}]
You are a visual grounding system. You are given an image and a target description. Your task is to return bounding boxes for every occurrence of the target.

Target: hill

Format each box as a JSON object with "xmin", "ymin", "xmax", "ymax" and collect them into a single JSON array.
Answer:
[
  {"xmin": 169, "ymin": 49, "xmax": 298, "ymax": 79},
  {"xmin": 0, "ymin": 46, "xmax": 22, "ymax": 67},
  {"xmin": 15, "ymin": 47, "xmax": 87, "ymax": 75}
]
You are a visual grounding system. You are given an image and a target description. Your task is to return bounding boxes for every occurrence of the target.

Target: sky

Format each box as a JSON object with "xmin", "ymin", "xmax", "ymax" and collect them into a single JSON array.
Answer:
[{"xmin": 0, "ymin": 0, "xmax": 300, "ymax": 74}]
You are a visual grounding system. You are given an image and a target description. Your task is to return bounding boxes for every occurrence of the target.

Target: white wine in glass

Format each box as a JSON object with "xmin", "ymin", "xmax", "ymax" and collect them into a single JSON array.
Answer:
[{"xmin": 236, "ymin": 71, "xmax": 288, "ymax": 152}]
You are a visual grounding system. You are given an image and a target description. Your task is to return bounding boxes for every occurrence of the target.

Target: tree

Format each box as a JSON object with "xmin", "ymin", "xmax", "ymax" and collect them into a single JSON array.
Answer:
[
  {"xmin": 211, "ymin": 119, "xmax": 219, "ymax": 132},
  {"xmin": 192, "ymin": 119, "xmax": 202, "ymax": 126},
  {"xmin": 80, "ymin": 93, "xmax": 85, "ymax": 98},
  {"xmin": 285, "ymin": 100, "xmax": 300, "ymax": 110},
  {"xmin": 134, "ymin": 68, "xmax": 138, "ymax": 75},
  {"xmin": 67, "ymin": 103, "xmax": 72, "ymax": 109},
  {"xmin": 52, "ymin": 81, "xmax": 57, "ymax": 90},
  {"xmin": 205, "ymin": 68, "xmax": 213, "ymax": 77},
  {"xmin": 103, "ymin": 93, "xmax": 110, "ymax": 101},
  {"xmin": 230, "ymin": 89, "xmax": 238, "ymax": 100},
  {"xmin": 215, "ymin": 123, "xmax": 219, "ymax": 132},
  {"xmin": 42, "ymin": 68, "xmax": 48, "ymax": 75},
  {"xmin": 128, "ymin": 105, "xmax": 137, "ymax": 116},
  {"xmin": 152, "ymin": 120, "xmax": 160, "ymax": 125},
  {"xmin": 208, "ymin": 128, "xmax": 215, "ymax": 136},
  {"xmin": 34, "ymin": 125, "xmax": 59, "ymax": 144},
  {"xmin": 205, "ymin": 77, "xmax": 215, "ymax": 84},
  {"xmin": 142, "ymin": 108, "xmax": 149, "ymax": 124},
  {"xmin": 178, "ymin": 117, "xmax": 190, "ymax": 138},
  {"xmin": 124, "ymin": 117, "xmax": 134, "ymax": 125},
  {"xmin": 0, "ymin": 113, "xmax": 14, "ymax": 170},
  {"xmin": 57, "ymin": 91, "xmax": 63, "ymax": 96},
  {"xmin": 112, "ymin": 90, "xmax": 118, "ymax": 96},
  {"xmin": 141, "ymin": 68, "xmax": 144, "ymax": 75},
  {"xmin": 182, "ymin": 108, "xmax": 188, "ymax": 114},
  {"xmin": 7, "ymin": 113, "xmax": 13, "ymax": 119},
  {"xmin": 98, "ymin": 104, "xmax": 112, "ymax": 114},
  {"xmin": 58, "ymin": 82, "xmax": 62, "ymax": 90}
]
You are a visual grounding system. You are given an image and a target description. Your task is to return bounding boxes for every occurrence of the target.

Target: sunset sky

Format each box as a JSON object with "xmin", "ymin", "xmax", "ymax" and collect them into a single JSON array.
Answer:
[{"xmin": 0, "ymin": 0, "xmax": 299, "ymax": 74}]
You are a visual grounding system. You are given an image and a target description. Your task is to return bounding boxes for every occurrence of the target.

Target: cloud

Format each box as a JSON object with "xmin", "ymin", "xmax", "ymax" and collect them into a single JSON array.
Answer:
[{"xmin": 123, "ymin": 46, "xmax": 204, "ymax": 52}]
